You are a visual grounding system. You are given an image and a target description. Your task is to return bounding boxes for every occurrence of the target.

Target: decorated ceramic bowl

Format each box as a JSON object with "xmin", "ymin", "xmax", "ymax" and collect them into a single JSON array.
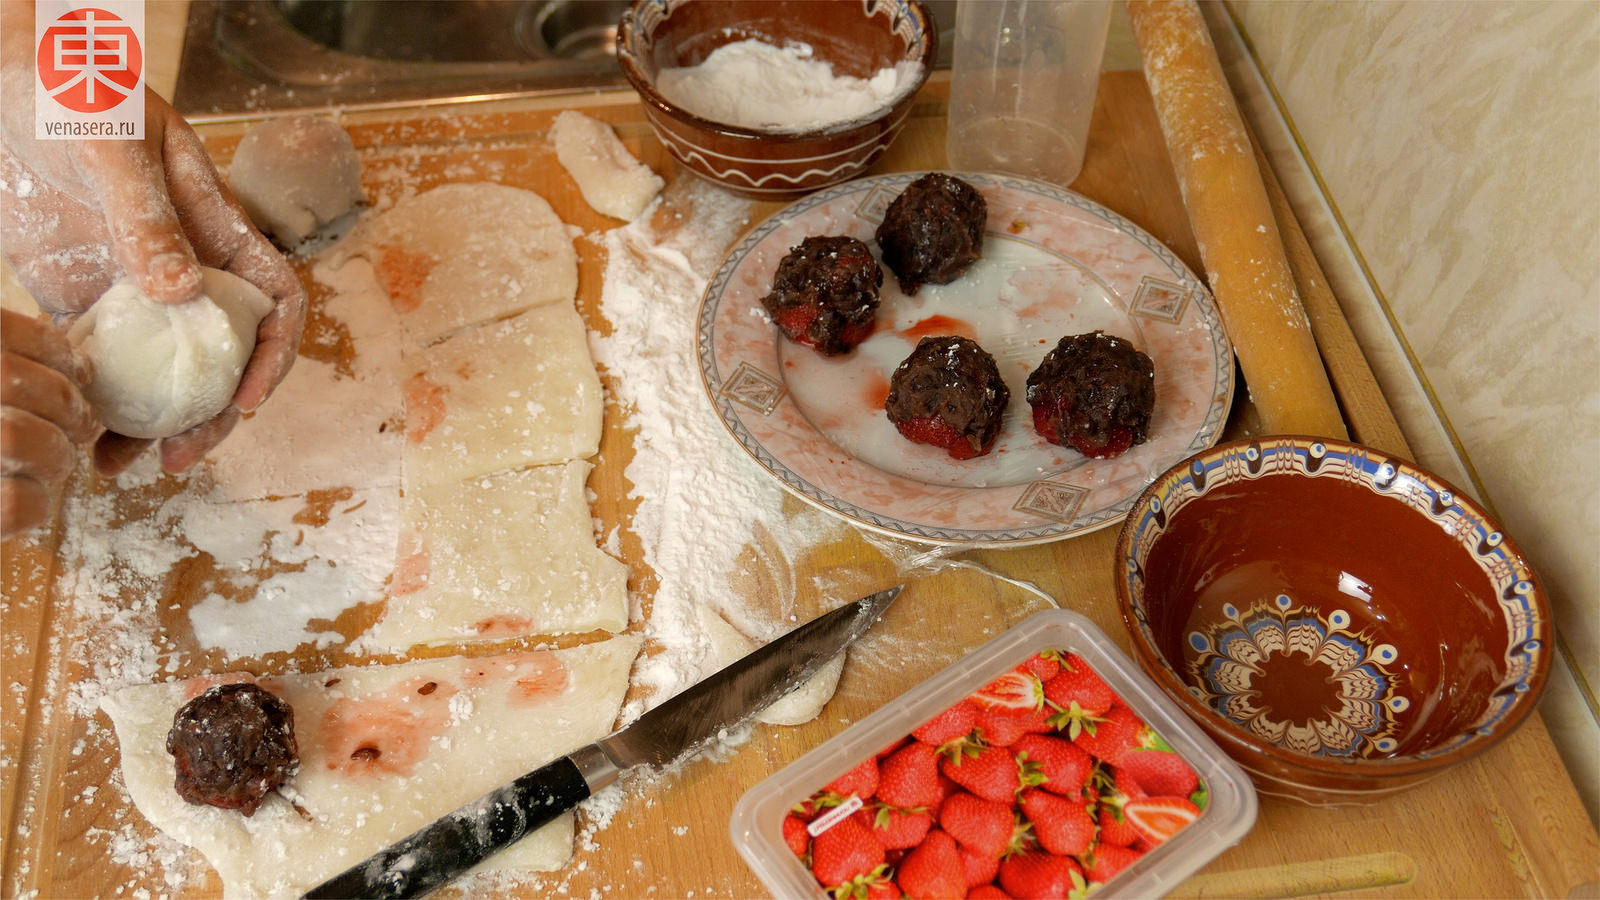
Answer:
[
  {"xmin": 616, "ymin": 0, "xmax": 936, "ymax": 199},
  {"xmin": 1114, "ymin": 436, "xmax": 1552, "ymax": 806}
]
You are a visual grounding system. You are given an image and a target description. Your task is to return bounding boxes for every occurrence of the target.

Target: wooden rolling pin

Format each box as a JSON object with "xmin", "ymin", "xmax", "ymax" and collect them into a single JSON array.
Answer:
[{"xmin": 1126, "ymin": 0, "xmax": 1347, "ymax": 439}]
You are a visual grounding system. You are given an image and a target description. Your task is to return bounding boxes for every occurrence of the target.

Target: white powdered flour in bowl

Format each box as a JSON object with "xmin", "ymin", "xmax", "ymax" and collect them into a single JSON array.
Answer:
[{"xmin": 654, "ymin": 38, "xmax": 924, "ymax": 133}]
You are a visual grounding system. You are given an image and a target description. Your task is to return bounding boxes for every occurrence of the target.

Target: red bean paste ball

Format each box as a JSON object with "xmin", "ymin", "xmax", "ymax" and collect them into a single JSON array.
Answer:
[
  {"xmin": 760, "ymin": 235, "xmax": 883, "ymax": 356},
  {"xmin": 874, "ymin": 173, "xmax": 987, "ymax": 295},
  {"xmin": 886, "ymin": 335, "xmax": 1011, "ymax": 460},
  {"xmin": 1026, "ymin": 331, "xmax": 1156, "ymax": 459},
  {"xmin": 167, "ymin": 682, "xmax": 299, "ymax": 816}
]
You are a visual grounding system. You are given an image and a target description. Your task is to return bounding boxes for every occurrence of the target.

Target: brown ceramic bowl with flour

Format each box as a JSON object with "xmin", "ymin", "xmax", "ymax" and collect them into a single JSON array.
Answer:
[{"xmin": 616, "ymin": 0, "xmax": 936, "ymax": 200}]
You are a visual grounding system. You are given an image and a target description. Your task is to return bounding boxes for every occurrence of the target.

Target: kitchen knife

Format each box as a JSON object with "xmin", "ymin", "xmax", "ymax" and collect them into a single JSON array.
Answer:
[{"xmin": 302, "ymin": 584, "xmax": 903, "ymax": 899}]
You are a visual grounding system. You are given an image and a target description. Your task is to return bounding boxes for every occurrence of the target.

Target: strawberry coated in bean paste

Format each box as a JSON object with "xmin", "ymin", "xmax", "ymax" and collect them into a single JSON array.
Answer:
[{"xmin": 785, "ymin": 651, "xmax": 1204, "ymax": 899}]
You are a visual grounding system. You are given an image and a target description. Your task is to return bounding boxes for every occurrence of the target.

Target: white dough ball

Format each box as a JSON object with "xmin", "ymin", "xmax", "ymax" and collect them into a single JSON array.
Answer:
[
  {"xmin": 69, "ymin": 268, "xmax": 275, "ymax": 439},
  {"xmin": 229, "ymin": 115, "xmax": 363, "ymax": 245}
]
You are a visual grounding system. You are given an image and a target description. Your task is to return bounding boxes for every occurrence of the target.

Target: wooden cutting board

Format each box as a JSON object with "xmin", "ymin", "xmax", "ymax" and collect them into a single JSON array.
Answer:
[{"xmin": 3, "ymin": 73, "xmax": 1596, "ymax": 900}]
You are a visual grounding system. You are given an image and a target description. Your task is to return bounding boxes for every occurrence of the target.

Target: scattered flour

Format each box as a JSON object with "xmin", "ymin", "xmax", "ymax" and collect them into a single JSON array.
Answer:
[
  {"xmin": 586, "ymin": 179, "xmax": 852, "ymax": 723},
  {"xmin": 654, "ymin": 39, "xmax": 923, "ymax": 133}
]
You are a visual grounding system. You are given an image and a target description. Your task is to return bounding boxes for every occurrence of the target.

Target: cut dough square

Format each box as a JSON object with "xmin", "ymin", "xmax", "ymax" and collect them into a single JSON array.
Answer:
[
  {"xmin": 551, "ymin": 110, "xmax": 664, "ymax": 222},
  {"xmin": 100, "ymin": 636, "xmax": 641, "ymax": 900},
  {"xmin": 403, "ymin": 302, "xmax": 602, "ymax": 488},
  {"xmin": 207, "ymin": 354, "xmax": 404, "ymax": 501},
  {"xmin": 347, "ymin": 182, "xmax": 579, "ymax": 346},
  {"xmin": 372, "ymin": 460, "xmax": 629, "ymax": 650},
  {"xmin": 211, "ymin": 251, "xmax": 407, "ymax": 500}
]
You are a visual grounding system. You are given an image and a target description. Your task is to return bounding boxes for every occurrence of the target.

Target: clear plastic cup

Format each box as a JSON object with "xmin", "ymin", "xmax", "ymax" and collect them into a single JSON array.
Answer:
[{"xmin": 946, "ymin": 0, "xmax": 1113, "ymax": 186}]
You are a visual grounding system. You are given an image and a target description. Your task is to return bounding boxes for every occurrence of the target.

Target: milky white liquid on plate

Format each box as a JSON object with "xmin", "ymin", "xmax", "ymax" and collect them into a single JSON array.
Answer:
[{"xmin": 781, "ymin": 235, "xmax": 1147, "ymax": 489}]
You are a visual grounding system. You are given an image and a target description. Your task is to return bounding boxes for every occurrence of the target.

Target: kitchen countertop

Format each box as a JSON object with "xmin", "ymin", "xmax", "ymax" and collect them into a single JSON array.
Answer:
[{"xmin": 4, "ymin": 66, "xmax": 1597, "ymax": 897}]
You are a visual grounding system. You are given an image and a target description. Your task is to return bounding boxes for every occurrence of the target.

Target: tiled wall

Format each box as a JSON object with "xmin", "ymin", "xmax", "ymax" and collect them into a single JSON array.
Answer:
[{"xmin": 1223, "ymin": 0, "xmax": 1599, "ymax": 821}]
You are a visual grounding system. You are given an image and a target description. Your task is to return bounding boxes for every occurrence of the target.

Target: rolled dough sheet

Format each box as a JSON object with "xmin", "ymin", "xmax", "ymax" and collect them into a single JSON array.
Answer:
[
  {"xmin": 372, "ymin": 460, "xmax": 629, "ymax": 650},
  {"xmin": 403, "ymin": 302, "xmax": 602, "ymax": 488},
  {"xmin": 345, "ymin": 182, "xmax": 579, "ymax": 346},
  {"xmin": 100, "ymin": 636, "xmax": 641, "ymax": 899}
]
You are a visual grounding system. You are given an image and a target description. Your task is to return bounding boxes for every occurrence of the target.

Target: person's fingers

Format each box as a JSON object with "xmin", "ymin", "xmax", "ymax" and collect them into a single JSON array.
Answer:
[
  {"xmin": 162, "ymin": 123, "xmax": 307, "ymax": 412},
  {"xmin": 0, "ymin": 475, "xmax": 52, "ymax": 538},
  {"xmin": 159, "ymin": 404, "xmax": 240, "ymax": 473},
  {"xmin": 93, "ymin": 431, "xmax": 152, "ymax": 477},
  {"xmin": 0, "ymin": 309, "xmax": 90, "ymax": 379},
  {"xmin": 0, "ymin": 145, "xmax": 118, "ymax": 317},
  {"xmin": 0, "ymin": 404, "xmax": 77, "ymax": 487},
  {"xmin": 0, "ymin": 351, "xmax": 98, "ymax": 444},
  {"xmin": 74, "ymin": 122, "xmax": 203, "ymax": 307},
  {"xmin": 233, "ymin": 296, "xmax": 305, "ymax": 412},
  {"xmin": 161, "ymin": 118, "xmax": 244, "ymax": 266}
]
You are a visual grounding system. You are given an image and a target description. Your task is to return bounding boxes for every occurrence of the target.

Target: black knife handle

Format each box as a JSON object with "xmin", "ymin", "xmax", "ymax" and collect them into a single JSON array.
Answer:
[{"xmin": 303, "ymin": 755, "xmax": 593, "ymax": 899}]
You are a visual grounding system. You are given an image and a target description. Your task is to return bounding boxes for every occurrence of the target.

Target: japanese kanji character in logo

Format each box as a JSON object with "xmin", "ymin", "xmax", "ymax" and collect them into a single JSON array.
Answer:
[{"xmin": 36, "ymin": 6, "xmax": 143, "ymax": 114}]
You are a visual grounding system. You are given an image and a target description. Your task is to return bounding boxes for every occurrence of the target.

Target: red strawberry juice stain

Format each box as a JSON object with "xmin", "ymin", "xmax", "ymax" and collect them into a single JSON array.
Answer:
[
  {"xmin": 462, "ymin": 653, "xmax": 571, "ymax": 708},
  {"xmin": 374, "ymin": 244, "xmax": 435, "ymax": 313},
  {"xmin": 321, "ymin": 676, "xmax": 458, "ymax": 779},
  {"xmin": 390, "ymin": 529, "xmax": 430, "ymax": 596},
  {"xmin": 864, "ymin": 370, "xmax": 890, "ymax": 410},
  {"xmin": 403, "ymin": 373, "xmax": 446, "ymax": 444},
  {"xmin": 470, "ymin": 614, "xmax": 535, "ymax": 638},
  {"xmin": 899, "ymin": 315, "xmax": 976, "ymax": 343}
]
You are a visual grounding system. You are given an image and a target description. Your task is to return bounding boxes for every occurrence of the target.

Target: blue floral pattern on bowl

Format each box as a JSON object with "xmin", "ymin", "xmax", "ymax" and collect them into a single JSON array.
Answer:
[{"xmin": 1187, "ymin": 592, "xmax": 1405, "ymax": 758}]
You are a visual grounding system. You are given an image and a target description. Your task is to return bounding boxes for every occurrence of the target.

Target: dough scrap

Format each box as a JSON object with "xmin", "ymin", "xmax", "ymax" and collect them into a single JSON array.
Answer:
[
  {"xmin": 551, "ymin": 110, "xmax": 664, "ymax": 222},
  {"xmin": 697, "ymin": 605, "xmax": 845, "ymax": 726},
  {"xmin": 69, "ymin": 268, "xmax": 273, "ymax": 439},
  {"xmin": 100, "ymin": 637, "xmax": 640, "ymax": 900},
  {"xmin": 347, "ymin": 183, "xmax": 579, "ymax": 346},
  {"xmin": 373, "ymin": 460, "xmax": 629, "ymax": 650},
  {"xmin": 229, "ymin": 115, "xmax": 365, "ymax": 245},
  {"xmin": 402, "ymin": 302, "xmax": 602, "ymax": 488}
]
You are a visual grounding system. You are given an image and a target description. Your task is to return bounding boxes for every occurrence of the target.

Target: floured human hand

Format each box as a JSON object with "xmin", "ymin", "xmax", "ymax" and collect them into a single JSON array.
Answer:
[
  {"xmin": 0, "ymin": 308, "xmax": 99, "ymax": 537},
  {"xmin": 0, "ymin": 1, "xmax": 306, "ymax": 475}
]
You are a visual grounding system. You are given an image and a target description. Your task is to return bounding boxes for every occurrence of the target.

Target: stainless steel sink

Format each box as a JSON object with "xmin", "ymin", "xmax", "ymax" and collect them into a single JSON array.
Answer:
[{"xmin": 174, "ymin": 0, "xmax": 955, "ymax": 120}]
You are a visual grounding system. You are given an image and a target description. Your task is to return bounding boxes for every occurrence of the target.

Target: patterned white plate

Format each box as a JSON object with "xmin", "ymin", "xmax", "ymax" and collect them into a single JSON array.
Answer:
[{"xmin": 696, "ymin": 172, "xmax": 1233, "ymax": 546}]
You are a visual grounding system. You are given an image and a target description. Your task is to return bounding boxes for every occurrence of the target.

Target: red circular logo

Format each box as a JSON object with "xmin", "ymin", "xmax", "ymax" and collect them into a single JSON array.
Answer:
[{"xmin": 36, "ymin": 7, "xmax": 142, "ymax": 114}]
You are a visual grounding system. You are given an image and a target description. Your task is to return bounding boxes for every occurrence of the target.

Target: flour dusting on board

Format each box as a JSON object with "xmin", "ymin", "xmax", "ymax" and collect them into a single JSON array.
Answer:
[{"xmin": 588, "ymin": 179, "xmax": 852, "ymax": 720}]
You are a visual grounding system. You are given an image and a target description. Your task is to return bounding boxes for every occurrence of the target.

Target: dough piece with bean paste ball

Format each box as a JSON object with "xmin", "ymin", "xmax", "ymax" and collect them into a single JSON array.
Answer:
[
  {"xmin": 166, "ymin": 683, "xmax": 298, "ymax": 816},
  {"xmin": 229, "ymin": 115, "xmax": 363, "ymax": 246},
  {"xmin": 760, "ymin": 235, "xmax": 883, "ymax": 356},
  {"xmin": 1026, "ymin": 331, "xmax": 1156, "ymax": 459},
  {"xmin": 874, "ymin": 173, "xmax": 987, "ymax": 295},
  {"xmin": 885, "ymin": 335, "xmax": 1010, "ymax": 460}
]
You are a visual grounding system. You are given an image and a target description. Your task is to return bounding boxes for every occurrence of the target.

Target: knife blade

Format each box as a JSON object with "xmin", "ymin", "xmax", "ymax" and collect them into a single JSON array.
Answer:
[{"xmin": 302, "ymin": 584, "xmax": 903, "ymax": 899}]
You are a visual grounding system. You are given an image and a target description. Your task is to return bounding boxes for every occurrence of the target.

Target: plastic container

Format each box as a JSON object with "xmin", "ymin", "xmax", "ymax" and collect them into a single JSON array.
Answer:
[
  {"xmin": 946, "ymin": 0, "xmax": 1113, "ymax": 186},
  {"xmin": 731, "ymin": 608, "xmax": 1257, "ymax": 898}
]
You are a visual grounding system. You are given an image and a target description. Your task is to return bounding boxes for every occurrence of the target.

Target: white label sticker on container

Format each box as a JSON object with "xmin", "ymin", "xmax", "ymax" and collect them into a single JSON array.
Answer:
[{"xmin": 806, "ymin": 793, "xmax": 864, "ymax": 837}]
